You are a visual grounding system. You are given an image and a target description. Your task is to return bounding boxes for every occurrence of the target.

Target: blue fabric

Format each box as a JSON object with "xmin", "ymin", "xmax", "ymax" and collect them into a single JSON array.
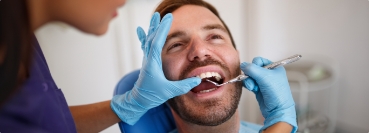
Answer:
[
  {"xmin": 239, "ymin": 121, "xmax": 262, "ymax": 133},
  {"xmin": 169, "ymin": 121, "xmax": 262, "ymax": 133},
  {"xmin": 0, "ymin": 37, "xmax": 76, "ymax": 133},
  {"xmin": 114, "ymin": 69, "xmax": 176, "ymax": 133}
]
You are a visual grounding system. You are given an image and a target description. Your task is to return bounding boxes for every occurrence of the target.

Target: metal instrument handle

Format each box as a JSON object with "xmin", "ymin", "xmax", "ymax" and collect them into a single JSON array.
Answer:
[{"xmin": 230, "ymin": 54, "xmax": 302, "ymax": 83}]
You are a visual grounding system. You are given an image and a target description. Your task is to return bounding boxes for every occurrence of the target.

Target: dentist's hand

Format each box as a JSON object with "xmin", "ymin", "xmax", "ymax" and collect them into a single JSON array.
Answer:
[
  {"xmin": 241, "ymin": 57, "xmax": 298, "ymax": 133},
  {"xmin": 111, "ymin": 13, "xmax": 201, "ymax": 125}
]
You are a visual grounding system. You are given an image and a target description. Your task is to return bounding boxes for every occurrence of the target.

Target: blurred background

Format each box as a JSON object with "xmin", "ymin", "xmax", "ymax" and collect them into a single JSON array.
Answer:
[{"xmin": 35, "ymin": 0, "xmax": 369, "ymax": 132}]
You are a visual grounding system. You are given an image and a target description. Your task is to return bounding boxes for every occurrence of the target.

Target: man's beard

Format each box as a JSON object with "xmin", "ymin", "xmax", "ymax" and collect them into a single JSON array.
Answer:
[{"xmin": 167, "ymin": 58, "xmax": 242, "ymax": 126}]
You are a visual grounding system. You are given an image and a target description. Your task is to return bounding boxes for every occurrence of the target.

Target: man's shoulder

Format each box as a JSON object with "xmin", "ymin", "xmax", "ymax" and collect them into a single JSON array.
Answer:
[{"xmin": 239, "ymin": 121, "xmax": 262, "ymax": 133}]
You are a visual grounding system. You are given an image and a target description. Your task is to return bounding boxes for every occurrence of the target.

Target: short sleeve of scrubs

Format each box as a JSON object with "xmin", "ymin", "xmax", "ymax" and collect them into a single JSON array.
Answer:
[{"xmin": 0, "ymin": 37, "xmax": 77, "ymax": 133}]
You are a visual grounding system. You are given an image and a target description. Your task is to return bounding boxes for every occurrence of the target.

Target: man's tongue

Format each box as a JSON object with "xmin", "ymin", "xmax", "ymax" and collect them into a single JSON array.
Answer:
[{"xmin": 191, "ymin": 80, "xmax": 218, "ymax": 93}]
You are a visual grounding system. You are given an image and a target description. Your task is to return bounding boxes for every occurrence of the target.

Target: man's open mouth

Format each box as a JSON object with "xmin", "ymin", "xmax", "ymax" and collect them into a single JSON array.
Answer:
[{"xmin": 191, "ymin": 72, "xmax": 224, "ymax": 93}]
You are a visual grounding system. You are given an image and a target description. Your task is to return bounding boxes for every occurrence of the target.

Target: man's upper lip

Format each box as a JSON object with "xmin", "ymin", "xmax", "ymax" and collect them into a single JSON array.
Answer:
[{"xmin": 185, "ymin": 65, "xmax": 225, "ymax": 79}]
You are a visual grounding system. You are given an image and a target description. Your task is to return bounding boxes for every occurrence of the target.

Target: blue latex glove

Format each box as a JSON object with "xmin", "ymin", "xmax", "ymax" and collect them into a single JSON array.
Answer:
[
  {"xmin": 240, "ymin": 57, "xmax": 298, "ymax": 133},
  {"xmin": 111, "ymin": 13, "xmax": 201, "ymax": 125}
]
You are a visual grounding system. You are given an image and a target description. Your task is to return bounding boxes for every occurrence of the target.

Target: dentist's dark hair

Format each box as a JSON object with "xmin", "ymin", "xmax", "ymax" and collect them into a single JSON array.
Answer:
[
  {"xmin": 0, "ymin": 0, "xmax": 33, "ymax": 106},
  {"xmin": 155, "ymin": 0, "xmax": 236, "ymax": 48}
]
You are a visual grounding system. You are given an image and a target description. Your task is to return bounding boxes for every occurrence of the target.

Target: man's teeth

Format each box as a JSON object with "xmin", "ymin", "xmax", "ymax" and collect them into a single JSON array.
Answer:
[
  {"xmin": 196, "ymin": 72, "xmax": 222, "ymax": 81},
  {"xmin": 199, "ymin": 88, "xmax": 217, "ymax": 93},
  {"xmin": 193, "ymin": 72, "xmax": 222, "ymax": 94}
]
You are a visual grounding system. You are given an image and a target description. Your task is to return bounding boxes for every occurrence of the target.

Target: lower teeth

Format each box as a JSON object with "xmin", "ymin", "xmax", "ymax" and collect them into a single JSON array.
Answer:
[{"xmin": 198, "ymin": 88, "xmax": 217, "ymax": 93}]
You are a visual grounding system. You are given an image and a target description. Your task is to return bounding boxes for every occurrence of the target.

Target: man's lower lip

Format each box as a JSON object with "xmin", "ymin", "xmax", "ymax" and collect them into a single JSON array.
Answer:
[
  {"xmin": 195, "ymin": 88, "xmax": 218, "ymax": 93},
  {"xmin": 191, "ymin": 85, "xmax": 224, "ymax": 98}
]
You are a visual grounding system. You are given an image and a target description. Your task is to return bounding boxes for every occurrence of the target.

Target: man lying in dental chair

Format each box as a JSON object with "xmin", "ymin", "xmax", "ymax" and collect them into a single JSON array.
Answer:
[{"xmin": 111, "ymin": 0, "xmax": 297, "ymax": 133}]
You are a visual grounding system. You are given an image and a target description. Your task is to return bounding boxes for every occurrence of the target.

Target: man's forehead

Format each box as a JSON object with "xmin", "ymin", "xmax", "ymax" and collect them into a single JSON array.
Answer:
[
  {"xmin": 169, "ymin": 5, "xmax": 224, "ymax": 30},
  {"xmin": 164, "ymin": 5, "xmax": 235, "ymax": 48}
]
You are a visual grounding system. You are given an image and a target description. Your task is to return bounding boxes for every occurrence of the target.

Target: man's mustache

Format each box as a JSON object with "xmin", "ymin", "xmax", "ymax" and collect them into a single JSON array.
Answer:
[{"xmin": 179, "ymin": 58, "xmax": 230, "ymax": 80}]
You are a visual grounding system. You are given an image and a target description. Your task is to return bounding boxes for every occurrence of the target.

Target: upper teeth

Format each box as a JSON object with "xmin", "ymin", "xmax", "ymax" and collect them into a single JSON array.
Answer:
[{"xmin": 196, "ymin": 72, "xmax": 222, "ymax": 81}]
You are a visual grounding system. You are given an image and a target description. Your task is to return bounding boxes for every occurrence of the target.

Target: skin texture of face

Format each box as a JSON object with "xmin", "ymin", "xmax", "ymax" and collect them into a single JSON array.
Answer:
[
  {"xmin": 48, "ymin": 0, "xmax": 126, "ymax": 35},
  {"xmin": 161, "ymin": 5, "xmax": 243, "ymax": 128}
]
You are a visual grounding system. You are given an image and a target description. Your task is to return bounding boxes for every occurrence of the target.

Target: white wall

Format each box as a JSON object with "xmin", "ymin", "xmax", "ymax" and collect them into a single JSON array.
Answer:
[
  {"xmin": 35, "ymin": 23, "xmax": 123, "ymax": 132},
  {"xmin": 246, "ymin": 0, "xmax": 369, "ymax": 132},
  {"xmin": 35, "ymin": 0, "xmax": 369, "ymax": 132}
]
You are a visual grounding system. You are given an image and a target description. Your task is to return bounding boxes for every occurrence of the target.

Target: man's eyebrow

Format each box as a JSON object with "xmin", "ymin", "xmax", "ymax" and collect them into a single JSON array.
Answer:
[
  {"xmin": 202, "ymin": 24, "xmax": 227, "ymax": 33},
  {"xmin": 166, "ymin": 31, "xmax": 187, "ymax": 42},
  {"xmin": 165, "ymin": 24, "xmax": 226, "ymax": 42}
]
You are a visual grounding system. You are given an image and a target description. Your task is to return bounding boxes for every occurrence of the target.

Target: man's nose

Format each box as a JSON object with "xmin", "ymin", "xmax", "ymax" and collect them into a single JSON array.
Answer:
[{"xmin": 187, "ymin": 40, "xmax": 211, "ymax": 61}]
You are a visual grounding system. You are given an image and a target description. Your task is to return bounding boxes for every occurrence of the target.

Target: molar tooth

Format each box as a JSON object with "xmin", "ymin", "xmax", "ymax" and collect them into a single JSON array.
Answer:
[
  {"xmin": 215, "ymin": 76, "xmax": 221, "ymax": 81},
  {"xmin": 216, "ymin": 73, "xmax": 221, "ymax": 79}
]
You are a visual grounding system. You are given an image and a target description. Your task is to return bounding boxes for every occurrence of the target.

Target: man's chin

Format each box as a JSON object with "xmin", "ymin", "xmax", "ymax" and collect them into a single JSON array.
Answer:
[
  {"xmin": 168, "ymin": 97, "xmax": 233, "ymax": 126},
  {"xmin": 167, "ymin": 82, "xmax": 242, "ymax": 126}
]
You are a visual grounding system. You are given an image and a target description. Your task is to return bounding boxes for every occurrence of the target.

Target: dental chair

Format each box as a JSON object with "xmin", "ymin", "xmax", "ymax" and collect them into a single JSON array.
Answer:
[{"xmin": 113, "ymin": 69, "xmax": 176, "ymax": 133}]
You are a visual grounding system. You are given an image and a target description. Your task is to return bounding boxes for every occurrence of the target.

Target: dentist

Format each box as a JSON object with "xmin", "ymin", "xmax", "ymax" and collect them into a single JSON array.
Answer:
[{"xmin": 0, "ymin": 0, "xmax": 200, "ymax": 132}]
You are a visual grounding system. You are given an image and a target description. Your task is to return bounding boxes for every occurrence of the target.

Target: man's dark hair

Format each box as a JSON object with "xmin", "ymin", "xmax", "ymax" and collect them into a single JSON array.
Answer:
[{"xmin": 155, "ymin": 0, "xmax": 236, "ymax": 48}]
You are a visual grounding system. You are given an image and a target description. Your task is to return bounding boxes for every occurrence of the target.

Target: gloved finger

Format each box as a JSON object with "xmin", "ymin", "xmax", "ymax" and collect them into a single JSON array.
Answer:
[
  {"xmin": 242, "ymin": 77, "xmax": 259, "ymax": 93},
  {"xmin": 150, "ymin": 13, "xmax": 173, "ymax": 64},
  {"xmin": 240, "ymin": 62, "xmax": 270, "ymax": 81},
  {"xmin": 252, "ymin": 57, "xmax": 273, "ymax": 67},
  {"xmin": 252, "ymin": 57, "xmax": 288, "ymax": 75},
  {"xmin": 148, "ymin": 12, "xmax": 160, "ymax": 36},
  {"xmin": 141, "ymin": 12, "xmax": 160, "ymax": 58},
  {"xmin": 240, "ymin": 62, "xmax": 259, "ymax": 93},
  {"xmin": 136, "ymin": 27, "xmax": 146, "ymax": 51},
  {"xmin": 171, "ymin": 77, "xmax": 201, "ymax": 94}
]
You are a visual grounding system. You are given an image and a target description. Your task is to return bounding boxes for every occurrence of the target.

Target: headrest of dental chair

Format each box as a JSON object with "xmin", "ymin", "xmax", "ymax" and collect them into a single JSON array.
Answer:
[{"xmin": 113, "ymin": 69, "xmax": 176, "ymax": 133}]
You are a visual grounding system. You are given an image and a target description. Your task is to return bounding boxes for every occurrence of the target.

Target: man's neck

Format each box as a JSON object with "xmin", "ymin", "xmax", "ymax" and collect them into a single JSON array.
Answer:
[{"xmin": 172, "ymin": 110, "xmax": 241, "ymax": 133}]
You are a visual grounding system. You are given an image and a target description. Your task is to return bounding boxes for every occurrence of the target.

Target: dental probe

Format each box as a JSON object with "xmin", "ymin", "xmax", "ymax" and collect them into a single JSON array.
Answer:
[{"xmin": 206, "ymin": 54, "xmax": 302, "ymax": 87}]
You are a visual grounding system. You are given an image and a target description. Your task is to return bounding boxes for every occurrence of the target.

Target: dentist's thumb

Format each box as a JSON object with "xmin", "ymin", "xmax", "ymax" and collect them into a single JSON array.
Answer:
[{"xmin": 171, "ymin": 77, "xmax": 201, "ymax": 95}]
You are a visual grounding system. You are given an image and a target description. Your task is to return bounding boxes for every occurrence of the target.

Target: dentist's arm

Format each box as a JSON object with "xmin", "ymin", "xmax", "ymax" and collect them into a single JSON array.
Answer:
[
  {"xmin": 69, "ymin": 101, "xmax": 120, "ymax": 133},
  {"xmin": 263, "ymin": 122, "xmax": 293, "ymax": 133},
  {"xmin": 241, "ymin": 57, "xmax": 298, "ymax": 133}
]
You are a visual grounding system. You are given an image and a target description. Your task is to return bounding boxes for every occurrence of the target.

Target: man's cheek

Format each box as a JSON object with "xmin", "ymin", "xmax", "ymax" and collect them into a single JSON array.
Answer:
[
  {"xmin": 161, "ymin": 60, "xmax": 171, "ymax": 79},
  {"xmin": 162, "ymin": 62, "xmax": 178, "ymax": 80}
]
